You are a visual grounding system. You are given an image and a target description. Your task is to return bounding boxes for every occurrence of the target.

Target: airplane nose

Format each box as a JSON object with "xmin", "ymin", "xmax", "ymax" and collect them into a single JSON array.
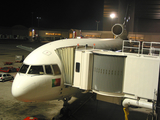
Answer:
[
  {"xmin": 11, "ymin": 77, "xmax": 27, "ymax": 101},
  {"xmin": 11, "ymin": 74, "xmax": 36, "ymax": 102},
  {"xmin": 11, "ymin": 84, "xmax": 23, "ymax": 100}
]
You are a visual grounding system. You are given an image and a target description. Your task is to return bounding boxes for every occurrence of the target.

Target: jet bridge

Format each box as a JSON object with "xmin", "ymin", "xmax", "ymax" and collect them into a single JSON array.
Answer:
[
  {"xmin": 92, "ymin": 49, "xmax": 159, "ymax": 100},
  {"xmin": 72, "ymin": 41, "xmax": 160, "ymax": 98},
  {"xmin": 55, "ymin": 41, "xmax": 160, "ymax": 114},
  {"xmin": 72, "ymin": 41, "xmax": 160, "ymax": 119}
]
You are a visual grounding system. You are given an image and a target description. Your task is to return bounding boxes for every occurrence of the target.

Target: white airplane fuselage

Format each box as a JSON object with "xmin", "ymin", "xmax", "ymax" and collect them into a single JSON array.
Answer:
[{"xmin": 11, "ymin": 38, "xmax": 123, "ymax": 102}]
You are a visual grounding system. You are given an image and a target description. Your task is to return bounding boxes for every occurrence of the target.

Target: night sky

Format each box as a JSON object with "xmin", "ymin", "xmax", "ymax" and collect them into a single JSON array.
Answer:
[{"xmin": 0, "ymin": 1, "xmax": 104, "ymax": 30}]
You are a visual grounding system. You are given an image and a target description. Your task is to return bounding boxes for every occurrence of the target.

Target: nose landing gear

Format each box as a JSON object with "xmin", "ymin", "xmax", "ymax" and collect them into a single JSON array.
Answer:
[{"xmin": 52, "ymin": 97, "xmax": 71, "ymax": 120}]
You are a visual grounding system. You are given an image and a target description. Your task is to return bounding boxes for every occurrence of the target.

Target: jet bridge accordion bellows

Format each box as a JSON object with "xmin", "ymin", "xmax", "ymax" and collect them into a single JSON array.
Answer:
[{"xmin": 111, "ymin": 24, "xmax": 128, "ymax": 40}]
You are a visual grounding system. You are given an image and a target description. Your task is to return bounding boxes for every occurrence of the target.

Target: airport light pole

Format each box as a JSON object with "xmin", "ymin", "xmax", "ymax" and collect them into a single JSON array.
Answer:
[
  {"xmin": 37, "ymin": 17, "xmax": 41, "ymax": 40},
  {"xmin": 96, "ymin": 21, "xmax": 100, "ymax": 31},
  {"xmin": 31, "ymin": 12, "xmax": 34, "ymax": 27},
  {"xmin": 37, "ymin": 17, "xmax": 41, "ymax": 28}
]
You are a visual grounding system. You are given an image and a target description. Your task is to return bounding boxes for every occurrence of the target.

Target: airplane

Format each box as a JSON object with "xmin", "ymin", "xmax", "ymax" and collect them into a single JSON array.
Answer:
[{"xmin": 11, "ymin": 23, "xmax": 126, "ymax": 115}]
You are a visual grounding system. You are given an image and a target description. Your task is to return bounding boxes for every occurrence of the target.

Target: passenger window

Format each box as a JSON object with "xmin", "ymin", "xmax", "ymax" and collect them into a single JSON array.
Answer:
[
  {"xmin": 45, "ymin": 65, "xmax": 53, "ymax": 74},
  {"xmin": 52, "ymin": 65, "xmax": 61, "ymax": 75},
  {"xmin": 3, "ymin": 74, "xmax": 6, "ymax": 77},
  {"xmin": 19, "ymin": 64, "xmax": 29, "ymax": 73},
  {"xmin": 76, "ymin": 62, "xmax": 80, "ymax": 72},
  {"xmin": 28, "ymin": 66, "xmax": 44, "ymax": 75}
]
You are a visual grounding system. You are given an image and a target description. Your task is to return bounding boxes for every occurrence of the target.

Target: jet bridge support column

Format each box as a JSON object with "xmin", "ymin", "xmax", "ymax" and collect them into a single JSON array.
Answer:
[
  {"xmin": 123, "ymin": 107, "xmax": 129, "ymax": 120},
  {"xmin": 156, "ymin": 71, "xmax": 160, "ymax": 120}
]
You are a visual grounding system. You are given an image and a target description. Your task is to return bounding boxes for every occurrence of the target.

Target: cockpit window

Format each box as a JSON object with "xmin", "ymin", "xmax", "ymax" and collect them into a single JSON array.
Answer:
[
  {"xmin": 45, "ymin": 65, "xmax": 53, "ymax": 74},
  {"xmin": 28, "ymin": 66, "xmax": 44, "ymax": 75},
  {"xmin": 52, "ymin": 65, "xmax": 61, "ymax": 75},
  {"xmin": 19, "ymin": 64, "xmax": 29, "ymax": 73}
]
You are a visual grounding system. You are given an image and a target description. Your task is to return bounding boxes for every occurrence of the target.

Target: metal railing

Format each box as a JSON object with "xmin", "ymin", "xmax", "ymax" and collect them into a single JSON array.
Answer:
[
  {"xmin": 122, "ymin": 40, "xmax": 141, "ymax": 54},
  {"xmin": 141, "ymin": 42, "xmax": 160, "ymax": 56},
  {"xmin": 122, "ymin": 40, "xmax": 160, "ymax": 57}
]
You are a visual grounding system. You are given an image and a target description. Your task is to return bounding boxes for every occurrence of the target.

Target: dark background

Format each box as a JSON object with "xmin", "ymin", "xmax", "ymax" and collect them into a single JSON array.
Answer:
[
  {"xmin": 0, "ymin": 1, "xmax": 104, "ymax": 30},
  {"xmin": 1, "ymin": 0, "xmax": 160, "ymax": 32}
]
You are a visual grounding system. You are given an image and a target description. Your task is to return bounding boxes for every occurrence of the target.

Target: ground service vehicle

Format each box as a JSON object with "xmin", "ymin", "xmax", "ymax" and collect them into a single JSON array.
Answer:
[{"xmin": 0, "ymin": 73, "xmax": 14, "ymax": 82}]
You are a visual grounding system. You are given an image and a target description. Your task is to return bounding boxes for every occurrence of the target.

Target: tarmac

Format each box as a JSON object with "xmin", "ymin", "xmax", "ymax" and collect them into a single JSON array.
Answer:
[{"xmin": 0, "ymin": 40, "xmax": 155, "ymax": 120}]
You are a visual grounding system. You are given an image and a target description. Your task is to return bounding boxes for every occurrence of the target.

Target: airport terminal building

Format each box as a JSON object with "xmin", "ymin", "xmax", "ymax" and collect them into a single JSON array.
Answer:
[
  {"xmin": 0, "ymin": 25, "xmax": 114, "ymax": 42},
  {"xmin": 1, "ymin": 24, "xmax": 160, "ymax": 43}
]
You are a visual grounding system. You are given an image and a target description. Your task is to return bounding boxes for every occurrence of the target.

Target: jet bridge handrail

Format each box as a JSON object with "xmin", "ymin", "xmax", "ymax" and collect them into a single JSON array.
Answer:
[
  {"xmin": 122, "ymin": 40, "xmax": 140, "ymax": 54},
  {"xmin": 122, "ymin": 40, "xmax": 160, "ymax": 57},
  {"xmin": 141, "ymin": 42, "xmax": 160, "ymax": 56}
]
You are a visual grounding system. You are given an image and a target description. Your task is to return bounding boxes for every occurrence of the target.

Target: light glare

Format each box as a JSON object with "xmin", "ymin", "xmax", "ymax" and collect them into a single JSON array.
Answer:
[{"xmin": 110, "ymin": 13, "xmax": 116, "ymax": 19}]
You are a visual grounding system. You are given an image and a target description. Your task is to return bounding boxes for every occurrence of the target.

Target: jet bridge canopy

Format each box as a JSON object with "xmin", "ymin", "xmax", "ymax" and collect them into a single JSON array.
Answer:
[{"xmin": 55, "ymin": 46, "xmax": 76, "ymax": 85}]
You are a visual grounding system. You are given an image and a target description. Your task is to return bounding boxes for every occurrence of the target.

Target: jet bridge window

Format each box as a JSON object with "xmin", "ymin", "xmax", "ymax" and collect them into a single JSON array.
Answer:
[
  {"xmin": 76, "ymin": 62, "xmax": 80, "ymax": 72},
  {"xmin": 45, "ymin": 65, "xmax": 53, "ymax": 74},
  {"xmin": 28, "ymin": 66, "xmax": 44, "ymax": 75},
  {"xmin": 19, "ymin": 64, "xmax": 29, "ymax": 73},
  {"xmin": 52, "ymin": 65, "xmax": 61, "ymax": 75}
]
